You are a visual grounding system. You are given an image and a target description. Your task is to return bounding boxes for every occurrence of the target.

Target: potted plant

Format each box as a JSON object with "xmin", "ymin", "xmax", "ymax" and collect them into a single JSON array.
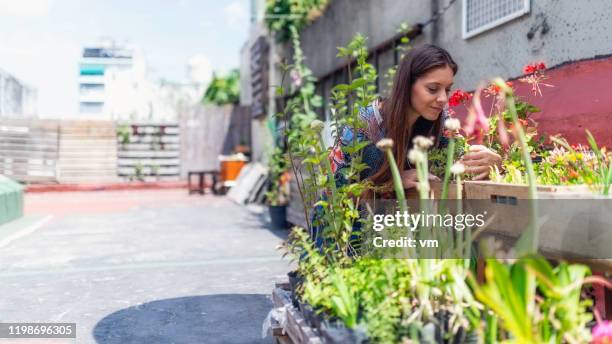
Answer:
[{"xmin": 266, "ymin": 146, "xmax": 290, "ymax": 230}]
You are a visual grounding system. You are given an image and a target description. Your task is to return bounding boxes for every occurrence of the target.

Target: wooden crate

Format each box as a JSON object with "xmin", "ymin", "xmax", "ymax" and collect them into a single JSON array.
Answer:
[
  {"xmin": 464, "ymin": 181, "xmax": 612, "ymax": 266},
  {"xmin": 464, "ymin": 181, "xmax": 593, "ymax": 200}
]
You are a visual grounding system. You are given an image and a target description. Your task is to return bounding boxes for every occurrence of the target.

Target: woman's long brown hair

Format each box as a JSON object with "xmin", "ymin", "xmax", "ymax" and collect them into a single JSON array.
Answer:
[{"xmin": 370, "ymin": 44, "xmax": 458, "ymax": 191}]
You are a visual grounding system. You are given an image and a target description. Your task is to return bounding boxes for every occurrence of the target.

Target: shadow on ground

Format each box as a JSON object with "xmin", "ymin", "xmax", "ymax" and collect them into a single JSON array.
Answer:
[
  {"xmin": 93, "ymin": 294, "xmax": 275, "ymax": 344},
  {"xmin": 240, "ymin": 204, "xmax": 291, "ymax": 240}
]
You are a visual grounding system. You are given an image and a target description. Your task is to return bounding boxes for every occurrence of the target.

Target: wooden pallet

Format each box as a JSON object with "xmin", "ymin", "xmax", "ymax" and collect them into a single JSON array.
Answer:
[{"xmin": 271, "ymin": 283, "xmax": 323, "ymax": 344}]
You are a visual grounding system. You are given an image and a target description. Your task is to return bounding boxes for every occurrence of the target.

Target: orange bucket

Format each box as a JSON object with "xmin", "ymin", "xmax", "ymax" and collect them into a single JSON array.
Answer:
[{"xmin": 218, "ymin": 154, "xmax": 248, "ymax": 183}]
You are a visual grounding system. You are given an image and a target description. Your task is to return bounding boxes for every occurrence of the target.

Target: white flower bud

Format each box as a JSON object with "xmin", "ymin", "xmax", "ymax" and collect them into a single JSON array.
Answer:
[
  {"xmin": 408, "ymin": 149, "xmax": 425, "ymax": 164},
  {"xmin": 450, "ymin": 162, "xmax": 465, "ymax": 175},
  {"xmin": 444, "ymin": 118, "xmax": 461, "ymax": 131},
  {"xmin": 375, "ymin": 138, "xmax": 394, "ymax": 151},
  {"xmin": 412, "ymin": 136, "xmax": 434, "ymax": 150}
]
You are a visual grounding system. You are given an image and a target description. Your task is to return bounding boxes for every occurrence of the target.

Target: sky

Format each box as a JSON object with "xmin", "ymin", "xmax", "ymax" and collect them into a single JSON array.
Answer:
[{"xmin": 0, "ymin": 0, "xmax": 250, "ymax": 116}]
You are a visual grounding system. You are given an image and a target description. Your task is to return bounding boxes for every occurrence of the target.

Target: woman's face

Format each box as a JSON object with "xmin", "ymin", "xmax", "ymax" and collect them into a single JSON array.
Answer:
[{"xmin": 409, "ymin": 65, "xmax": 455, "ymax": 121}]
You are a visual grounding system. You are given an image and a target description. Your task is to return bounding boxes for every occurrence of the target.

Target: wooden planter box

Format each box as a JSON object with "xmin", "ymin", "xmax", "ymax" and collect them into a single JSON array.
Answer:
[
  {"xmin": 463, "ymin": 181, "xmax": 594, "ymax": 200},
  {"xmin": 463, "ymin": 181, "xmax": 612, "ymax": 266}
]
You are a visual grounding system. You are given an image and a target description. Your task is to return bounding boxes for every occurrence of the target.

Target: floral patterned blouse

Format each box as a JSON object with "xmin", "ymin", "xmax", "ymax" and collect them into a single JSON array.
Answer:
[{"xmin": 328, "ymin": 98, "xmax": 449, "ymax": 187}]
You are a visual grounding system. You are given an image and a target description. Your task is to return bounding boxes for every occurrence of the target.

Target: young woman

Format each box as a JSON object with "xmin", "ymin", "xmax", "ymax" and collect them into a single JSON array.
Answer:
[{"xmin": 329, "ymin": 44, "xmax": 501, "ymax": 194}]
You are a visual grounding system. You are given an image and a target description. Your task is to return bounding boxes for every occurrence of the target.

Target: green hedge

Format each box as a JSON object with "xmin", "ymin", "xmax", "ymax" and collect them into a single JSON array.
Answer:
[{"xmin": 0, "ymin": 176, "xmax": 24, "ymax": 226}]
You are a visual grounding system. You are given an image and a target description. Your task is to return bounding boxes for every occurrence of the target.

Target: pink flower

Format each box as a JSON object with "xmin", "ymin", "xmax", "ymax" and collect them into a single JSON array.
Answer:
[
  {"xmin": 593, "ymin": 320, "xmax": 612, "ymax": 344},
  {"xmin": 290, "ymin": 69, "xmax": 302, "ymax": 88},
  {"xmin": 463, "ymin": 88, "xmax": 489, "ymax": 144}
]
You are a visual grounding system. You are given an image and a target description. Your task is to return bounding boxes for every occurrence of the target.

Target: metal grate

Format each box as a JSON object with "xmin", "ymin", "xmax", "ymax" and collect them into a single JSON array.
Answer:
[{"xmin": 463, "ymin": 0, "xmax": 530, "ymax": 39}]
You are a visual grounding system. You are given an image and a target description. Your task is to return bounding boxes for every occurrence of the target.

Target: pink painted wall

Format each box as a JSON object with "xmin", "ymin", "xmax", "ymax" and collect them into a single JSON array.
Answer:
[{"xmin": 455, "ymin": 56, "xmax": 612, "ymax": 148}]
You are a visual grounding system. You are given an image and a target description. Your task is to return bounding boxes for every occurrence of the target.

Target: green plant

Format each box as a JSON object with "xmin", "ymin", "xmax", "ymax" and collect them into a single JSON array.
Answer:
[
  {"xmin": 489, "ymin": 131, "xmax": 612, "ymax": 195},
  {"xmin": 277, "ymin": 32, "xmax": 604, "ymax": 343},
  {"xmin": 429, "ymin": 131, "xmax": 467, "ymax": 180},
  {"xmin": 264, "ymin": 0, "xmax": 329, "ymax": 42},
  {"xmin": 117, "ymin": 124, "xmax": 132, "ymax": 145},
  {"xmin": 265, "ymin": 146, "xmax": 290, "ymax": 206},
  {"xmin": 202, "ymin": 69, "xmax": 240, "ymax": 105},
  {"xmin": 382, "ymin": 22, "xmax": 413, "ymax": 95},
  {"xmin": 472, "ymin": 256, "xmax": 593, "ymax": 343},
  {"xmin": 134, "ymin": 162, "xmax": 145, "ymax": 182}
]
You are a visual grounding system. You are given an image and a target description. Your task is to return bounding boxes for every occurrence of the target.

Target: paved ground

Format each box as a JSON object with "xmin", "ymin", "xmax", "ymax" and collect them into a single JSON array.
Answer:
[{"xmin": 0, "ymin": 190, "xmax": 291, "ymax": 344}]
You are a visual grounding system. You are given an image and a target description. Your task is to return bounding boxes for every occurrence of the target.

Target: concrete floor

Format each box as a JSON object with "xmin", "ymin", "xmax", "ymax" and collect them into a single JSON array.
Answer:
[{"xmin": 0, "ymin": 190, "xmax": 291, "ymax": 344}]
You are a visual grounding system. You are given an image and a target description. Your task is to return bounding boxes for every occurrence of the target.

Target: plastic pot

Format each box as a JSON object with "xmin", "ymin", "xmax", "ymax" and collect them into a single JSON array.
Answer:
[
  {"xmin": 319, "ymin": 320, "xmax": 368, "ymax": 344},
  {"xmin": 287, "ymin": 270, "xmax": 303, "ymax": 308},
  {"xmin": 269, "ymin": 205, "xmax": 288, "ymax": 230}
]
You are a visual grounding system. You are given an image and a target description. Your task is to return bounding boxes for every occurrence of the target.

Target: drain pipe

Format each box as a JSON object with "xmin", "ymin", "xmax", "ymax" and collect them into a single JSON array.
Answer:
[{"xmin": 431, "ymin": 0, "xmax": 439, "ymax": 45}]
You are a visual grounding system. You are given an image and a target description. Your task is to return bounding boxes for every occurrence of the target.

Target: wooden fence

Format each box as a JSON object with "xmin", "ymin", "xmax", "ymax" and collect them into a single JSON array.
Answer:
[
  {"xmin": 0, "ymin": 118, "xmax": 118, "ymax": 184},
  {"xmin": 1, "ymin": 105, "xmax": 247, "ymax": 184},
  {"xmin": 179, "ymin": 104, "xmax": 253, "ymax": 189},
  {"xmin": 0, "ymin": 119, "xmax": 60, "ymax": 183},
  {"xmin": 58, "ymin": 120, "xmax": 117, "ymax": 184}
]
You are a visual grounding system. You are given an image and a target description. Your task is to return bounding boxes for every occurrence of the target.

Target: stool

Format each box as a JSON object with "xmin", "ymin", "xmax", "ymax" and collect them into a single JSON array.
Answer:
[{"xmin": 188, "ymin": 170, "xmax": 219, "ymax": 195}]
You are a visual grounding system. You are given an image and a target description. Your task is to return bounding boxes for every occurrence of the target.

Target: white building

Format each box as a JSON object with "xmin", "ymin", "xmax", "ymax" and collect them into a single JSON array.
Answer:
[
  {"xmin": 78, "ymin": 41, "xmax": 150, "ymax": 120},
  {"xmin": 78, "ymin": 41, "xmax": 205, "ymax": 122},
  {"xmin": 0, "ymin": 68, "xmax": 37, "ymax": 117}
]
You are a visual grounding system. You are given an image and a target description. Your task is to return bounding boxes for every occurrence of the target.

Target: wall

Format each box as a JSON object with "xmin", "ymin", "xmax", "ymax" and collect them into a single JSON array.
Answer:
[
  {"xmin": 180, "ymin": 105, "xmax": 233, "ymax": 177},
  {"xmin": 299, "ymin": 0, "xmax": 432, "ymax": 78},
  {"xmin": 435, "ymin": 0, "xmax": 612, "ymax": 89},
  {"xmin": 291, "ymin": 0, "xmax": 612, "ymax": 146}
]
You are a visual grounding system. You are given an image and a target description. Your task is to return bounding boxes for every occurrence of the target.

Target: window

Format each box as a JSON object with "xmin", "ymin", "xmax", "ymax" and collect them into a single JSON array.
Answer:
[
  {"xmin": 79, "ymin": 101, "xmax": 104, "ymax": 114},
  {"xmin": 79, "ymin": 64, "xmax": 105, "ymax": 76},
  {"xmin": 79, "ymin": 83, "xmax": 105, "ymax": 95},
  {"xmin": 463, "ymin": 0, "xmax": 530, "ymax": 39}
]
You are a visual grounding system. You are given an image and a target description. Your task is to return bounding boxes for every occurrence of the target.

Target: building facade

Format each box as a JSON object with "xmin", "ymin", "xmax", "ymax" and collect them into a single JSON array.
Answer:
[
  {"xmin": 0, "ymin": 68, "xmax": 37, "ymax": 117},
  {"xmin": 297, "ymin": 0, "xmax": 612, "ymax": 147},
  {"xmin": 243, "ymin": 0, "xmax": 612, "ymax": 154}
]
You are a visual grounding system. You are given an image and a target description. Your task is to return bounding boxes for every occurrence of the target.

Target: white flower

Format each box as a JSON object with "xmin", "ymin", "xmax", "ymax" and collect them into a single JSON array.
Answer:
[
  {"xmin": 444, "ymin": 118, "xmax": 461, "ymax": 131},
  {"xmin": 412, "ymin": 136, "xmax": 434, "ymax": 150},
  {"xmin": 375, "ymin": 138, "xmax": 394, "ymax": 151},
  {"xmin": 450, "ymin": 162, "xmax": 465, "ymax": 175},
  {"xmin": 310, "ymin": 120, "xmax": 325, "ymax": 131},
  {"xmin": 408, "ymin": 149, "xmax": 425, "ymax": 164}
]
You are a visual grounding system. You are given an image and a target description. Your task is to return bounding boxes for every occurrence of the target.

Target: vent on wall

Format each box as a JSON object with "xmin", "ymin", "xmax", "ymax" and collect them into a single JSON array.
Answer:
[{"xmin": 462, "ymin": 0, "xmax": 530, "ymax": 39}]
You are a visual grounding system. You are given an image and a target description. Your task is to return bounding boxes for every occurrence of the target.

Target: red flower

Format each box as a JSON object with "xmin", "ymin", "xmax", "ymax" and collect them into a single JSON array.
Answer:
[
  {"xmin": 449, "ymin": 89, "xmax": 472, "ymax": 107},
  {"xmin": 485, "ymin": 81, "xmax": 514, "ymax": 96},
  {"xmin": 523, "ymin": 62, "xmax": 547, "ymax": 75},
  {"xmin": 520, "ymin": 62, "xmax": 553, "ymax": 96}
]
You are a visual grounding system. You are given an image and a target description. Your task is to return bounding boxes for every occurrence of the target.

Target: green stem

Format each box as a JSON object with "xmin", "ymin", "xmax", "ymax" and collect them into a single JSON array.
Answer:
[
  {"xmin": 441, "ymin": 138, "xmax": 456, "ymax": 200},
  {"xmin": 504, "ymin": 90, "xmax": 539, "ymax": 254},
  {"xmin": 384, "ymin": 149, "xmax": 407, "ymax": 213}
]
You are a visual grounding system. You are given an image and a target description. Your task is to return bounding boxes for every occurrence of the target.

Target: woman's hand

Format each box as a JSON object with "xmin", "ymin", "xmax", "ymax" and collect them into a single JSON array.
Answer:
[
  {"xmin": 461, "ymin": 145, "xmax": 502, "ymax": 180},
  {"xmin": 401, "ymin": 169, "xmax": 440, "ymax": 189}
]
